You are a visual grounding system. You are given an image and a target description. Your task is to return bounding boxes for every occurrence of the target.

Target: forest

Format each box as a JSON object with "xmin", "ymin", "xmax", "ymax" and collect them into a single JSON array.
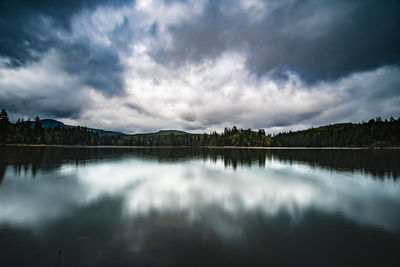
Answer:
[
  {"xmin": 1, "ymin": 108, "xmax": 399, "ymax": 147},
  {"xmin": 272, "ymin": 117, "xmax": 400, "ymax": 147}
]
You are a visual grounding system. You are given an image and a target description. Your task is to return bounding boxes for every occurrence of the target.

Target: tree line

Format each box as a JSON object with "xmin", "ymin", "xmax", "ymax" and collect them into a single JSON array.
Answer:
[
  {"xmin": 100, "ymin": 126, "xmax": 271, "ymax": 147},
  {"xmin": 1, "ymin": 108, "xmax": 399, "ymax": 147},
  {"xmin": 271, "ymin": 117, "xmax": 400, "ymax": 147},
  {"xmin": 0, "ymin": 110, "xmax": 100, "ymax": 145},
  {"xmin": 0, "ymin": 109, "xmax": 271, "ymax": 146}
]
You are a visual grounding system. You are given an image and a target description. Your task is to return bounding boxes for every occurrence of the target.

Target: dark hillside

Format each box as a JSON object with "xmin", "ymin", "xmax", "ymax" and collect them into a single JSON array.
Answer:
[{"xmin": 272, "ymin": 118, "xmax": 400, "ymax": 147}]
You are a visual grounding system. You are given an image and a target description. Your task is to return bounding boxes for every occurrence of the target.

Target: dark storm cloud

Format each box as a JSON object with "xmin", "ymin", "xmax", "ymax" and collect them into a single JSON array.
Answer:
[
  {"xmin": 0, "ymin": 93, "xmax": 84, "ymax": 120},
  {"xmin": 57, "ymin": 42, "xmax": 124, "ymax": 96},
  {"xmin": 153, "ymin": 0, "xmax": 400, "ymax": 83},
  {"xmin": 0, "ymin": 0, "xmax": 127, "ymax": 64},
  {"xmin": 0, "ymin": 0, "xmax": 129, "ymax": 95}
]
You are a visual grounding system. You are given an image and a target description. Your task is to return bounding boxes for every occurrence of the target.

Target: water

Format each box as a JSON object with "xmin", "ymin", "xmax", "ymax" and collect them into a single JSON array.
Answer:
[{"xmin": 0, "ymin": 146, "xmax": 399, "ymax": 267}]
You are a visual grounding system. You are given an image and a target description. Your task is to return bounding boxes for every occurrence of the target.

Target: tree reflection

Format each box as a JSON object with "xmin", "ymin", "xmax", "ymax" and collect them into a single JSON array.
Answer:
[{"xmin": 0, "ymin": 146, "xmax": 399, "ymax": 181}]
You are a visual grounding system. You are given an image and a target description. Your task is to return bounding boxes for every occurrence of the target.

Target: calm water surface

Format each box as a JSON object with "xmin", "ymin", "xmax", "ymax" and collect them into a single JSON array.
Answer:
[{"xmin": 0, "ymin": 147, "xmax": 399, "ymax": 266}]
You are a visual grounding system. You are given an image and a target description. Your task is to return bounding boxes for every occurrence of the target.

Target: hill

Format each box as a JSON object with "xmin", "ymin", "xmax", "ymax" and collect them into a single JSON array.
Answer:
[
  {"xmin": 37, "ymin": 119, "xmax": 123, "ymax": 136},
  {"xmin": 132, "ymin": 130, "xmax": 192, "ymax": 137},
  {"xmin": 40, "ymin": 119, "xmax": 68, "ymax": 129}
]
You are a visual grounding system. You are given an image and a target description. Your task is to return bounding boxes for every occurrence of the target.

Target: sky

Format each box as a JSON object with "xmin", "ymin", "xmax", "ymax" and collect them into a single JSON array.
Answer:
[{"xmin": 0, "ymin": 0, "xmax": 399, "ymax": 134}]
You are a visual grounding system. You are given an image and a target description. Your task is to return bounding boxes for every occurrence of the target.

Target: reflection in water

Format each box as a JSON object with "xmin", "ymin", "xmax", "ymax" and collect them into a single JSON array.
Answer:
[
  {"xmin": 0, "ymin": 146, "xmax": 399, "ymax": 266},
  {"xmin": 1, "ymin": 146, "xmax": 399, "ymax": 180}
]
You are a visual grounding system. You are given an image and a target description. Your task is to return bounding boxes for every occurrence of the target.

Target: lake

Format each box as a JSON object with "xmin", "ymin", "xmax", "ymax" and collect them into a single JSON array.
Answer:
[{"xmin": 0, "ymin": 146, "xmax": 399, "ymax": 267}]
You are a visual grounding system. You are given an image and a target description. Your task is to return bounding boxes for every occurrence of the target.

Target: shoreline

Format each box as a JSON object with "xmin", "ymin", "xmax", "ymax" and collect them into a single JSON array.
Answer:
[{"xmin": 2, "ymin": 144, "xmax": 400, "ymax": 149}]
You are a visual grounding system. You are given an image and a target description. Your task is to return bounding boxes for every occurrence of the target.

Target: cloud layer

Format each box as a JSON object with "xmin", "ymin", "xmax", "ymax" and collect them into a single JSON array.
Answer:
[{"xmin": 0, "ymin": 0, "xmax": 399, "ymax": 133}]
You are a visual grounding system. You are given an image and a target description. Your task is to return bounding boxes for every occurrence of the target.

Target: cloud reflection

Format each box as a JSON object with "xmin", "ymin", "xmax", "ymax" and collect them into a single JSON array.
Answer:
[{"xmin": 1, "ymin": 155, "xmax": 399, "ymax": 234}]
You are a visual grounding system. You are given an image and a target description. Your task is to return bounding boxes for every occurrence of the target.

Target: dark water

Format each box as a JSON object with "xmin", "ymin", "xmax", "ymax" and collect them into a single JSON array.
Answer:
[{"xmin": 0, "ymin": 147, "xmax": 399, "ymax": 267}]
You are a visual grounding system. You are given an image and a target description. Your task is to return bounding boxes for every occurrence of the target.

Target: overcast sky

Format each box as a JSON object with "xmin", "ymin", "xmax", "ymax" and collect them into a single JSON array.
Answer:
[{"xmin": 0, "ymin": 0, "xmax": 399, "ymax": 133}]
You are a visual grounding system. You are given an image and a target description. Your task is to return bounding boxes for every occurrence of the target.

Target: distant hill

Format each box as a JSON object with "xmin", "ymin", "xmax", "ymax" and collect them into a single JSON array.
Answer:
[
  {"xmin": 39, "ymin": 119, "xmax": 70, "ymax": 129},
  {"xmin": 36, "ymin": 120, "xmax": 189, "ymax": 137},
  {"xmin": 132, "ymin": 130, "xmax": 192, "ymax": 137},
  {"xmin": 36, "ymin": 119, "xmax": 123, "ymax": 136}
]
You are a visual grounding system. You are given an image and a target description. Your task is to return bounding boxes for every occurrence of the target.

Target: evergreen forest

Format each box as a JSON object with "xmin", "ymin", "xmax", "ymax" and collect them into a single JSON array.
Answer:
[{"xmin": 1, "ymin": 108, "xmax": 399, "ymax": 147}]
